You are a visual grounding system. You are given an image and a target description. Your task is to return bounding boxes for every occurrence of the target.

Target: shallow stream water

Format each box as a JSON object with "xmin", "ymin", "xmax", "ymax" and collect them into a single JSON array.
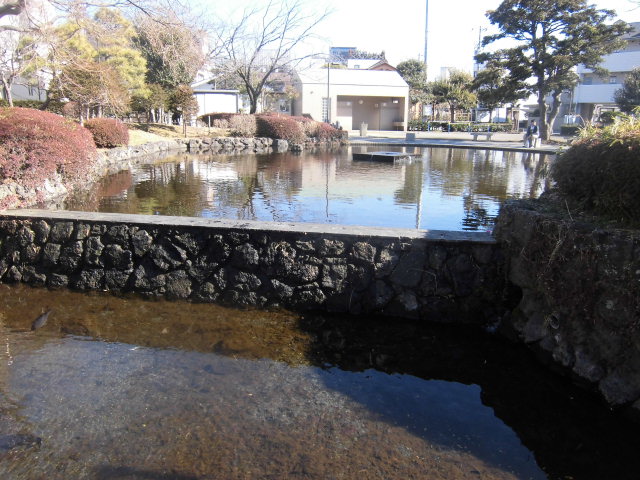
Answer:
[
  {"xmin": 62, "ymin": 147, "xmax": 552, "ymax": 231},
  {"xmin": 0, "ymin": 284, "xmax": 637, "ymax": 479}
]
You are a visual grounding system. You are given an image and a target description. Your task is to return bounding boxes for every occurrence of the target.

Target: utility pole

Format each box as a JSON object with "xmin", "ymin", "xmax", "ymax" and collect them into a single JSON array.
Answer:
[{"xmin": 424, "ymin": 0, "xmax": 429, "ymax": 81}]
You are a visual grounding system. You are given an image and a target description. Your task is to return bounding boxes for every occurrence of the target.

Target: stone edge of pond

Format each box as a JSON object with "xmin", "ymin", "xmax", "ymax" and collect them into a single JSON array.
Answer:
[{"xmin": 0, "ymin": 209, "xmax": 496, "ymax": 244}]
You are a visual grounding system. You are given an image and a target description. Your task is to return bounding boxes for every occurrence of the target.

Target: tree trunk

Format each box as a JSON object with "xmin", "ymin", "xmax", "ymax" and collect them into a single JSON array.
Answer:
[
  {"xmin": 538, "ymin": 93, "xmax": 549, "ymax": 142},
  {"xmin": 546, "ymin": 91, "xmax": 563, "ymax": 139},
  {"xmin": 450, "ymin": 105, "xmax": 456, "ymax": 123},
  {"xmin": 1, "ymin": 77, "xmax": 13, "ymax": 107}
]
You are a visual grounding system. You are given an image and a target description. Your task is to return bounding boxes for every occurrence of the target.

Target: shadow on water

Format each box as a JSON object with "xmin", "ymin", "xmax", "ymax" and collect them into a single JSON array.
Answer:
[{"xmin": 0, "ymin": 284, "xmax": 637, "ymax": 479}]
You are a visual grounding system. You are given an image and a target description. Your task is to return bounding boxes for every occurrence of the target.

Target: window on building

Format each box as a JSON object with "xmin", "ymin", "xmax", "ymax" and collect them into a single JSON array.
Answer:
[
  {"xmin": 609, "ymin": 76, "xmax": 618, "ymax": 84},
  {"xmin": 582, "ymin": 76, "xmax": 592, "ymax": 85}
]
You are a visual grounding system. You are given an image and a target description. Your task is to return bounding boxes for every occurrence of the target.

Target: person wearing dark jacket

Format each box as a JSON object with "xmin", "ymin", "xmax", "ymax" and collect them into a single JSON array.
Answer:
[{"xmin": 523, "ymin": 120, "xmax": 539, "ymax": 147}]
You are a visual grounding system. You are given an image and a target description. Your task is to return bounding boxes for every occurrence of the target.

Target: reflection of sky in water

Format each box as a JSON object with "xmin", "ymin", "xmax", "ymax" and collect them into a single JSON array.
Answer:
[
  {"xmin": 64, "ymin": 147, "xmax": 551, "ymax": 231},
  {"xmin": 4, "ymin": 337, "xmax": 545, "ymax": 480}
]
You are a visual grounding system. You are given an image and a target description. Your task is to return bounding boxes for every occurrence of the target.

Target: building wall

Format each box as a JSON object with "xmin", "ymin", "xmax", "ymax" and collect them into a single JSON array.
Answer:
[
  {"xmin": 296, "ymin": 80, "xmax": 408, "ymax": 130},
  {"xmin": 195, "ymin": 92, "xmax": 239, "ymax": 117}
]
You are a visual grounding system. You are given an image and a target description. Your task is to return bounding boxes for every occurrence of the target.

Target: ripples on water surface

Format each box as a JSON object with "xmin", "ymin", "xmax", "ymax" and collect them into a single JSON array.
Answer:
[
  {"xmin": 63, "ymin": 147, "xmax": 552, "ymax": 231},
  {"xmin": 0, "ymin": 284, "xmax": 637, "ymax": 479}
]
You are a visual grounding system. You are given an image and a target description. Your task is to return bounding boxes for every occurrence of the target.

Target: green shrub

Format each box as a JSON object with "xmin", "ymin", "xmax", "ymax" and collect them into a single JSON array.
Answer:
[
  {"xmin": 84, "ymin": 118, "xmax": 129, "ymax": 148},
  {"xmin": 256, "ymin": 114, "xmax": 305, "ymax": 143},
  {"xmin": 0, "ymin": 107, "xmax": 96, "ymax": 189},
  {"xmin": 551, "ymin": 117, "xmax": 640, "ymax": 224}
]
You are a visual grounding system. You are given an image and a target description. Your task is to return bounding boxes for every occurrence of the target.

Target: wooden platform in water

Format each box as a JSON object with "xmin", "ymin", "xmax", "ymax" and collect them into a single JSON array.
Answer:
[{"xmin": 353, "ymin": 151, "xmax": 417, "ymax": 162}]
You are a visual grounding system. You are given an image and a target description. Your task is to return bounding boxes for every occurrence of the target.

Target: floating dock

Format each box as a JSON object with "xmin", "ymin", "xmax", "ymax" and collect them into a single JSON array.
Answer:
[{"xmin": 353, "ymin": 151, "xmax": 419, "ymax": 162}]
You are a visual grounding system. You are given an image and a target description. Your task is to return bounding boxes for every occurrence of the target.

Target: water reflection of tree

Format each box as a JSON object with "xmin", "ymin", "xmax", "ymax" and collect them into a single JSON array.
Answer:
[
  {"xmin": 461, "ymin": 195, "xmax": 493, "ymax": 231},
  {"xmin": 132, "ymin": 158, "xmax": 205, "ymax": 217},
  {"xmin": 394, "ymin": 162, "xmax": 424, "ymax": 205}
]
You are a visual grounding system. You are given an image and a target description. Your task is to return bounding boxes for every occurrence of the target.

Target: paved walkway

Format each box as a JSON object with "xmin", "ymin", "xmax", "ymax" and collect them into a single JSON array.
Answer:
[{"xmin": 346, "ymin": 130, "xmax": 567, "ymax": 154}]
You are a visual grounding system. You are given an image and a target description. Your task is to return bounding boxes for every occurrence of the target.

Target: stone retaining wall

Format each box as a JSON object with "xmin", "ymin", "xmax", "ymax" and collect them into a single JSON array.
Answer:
[
  {"xmin": 495, "ymin": 200, "xmax": 640, "ymax": 419},
  {"xmin": 0, "ymin": 210, "xmax": 503, "ymax": 324}
]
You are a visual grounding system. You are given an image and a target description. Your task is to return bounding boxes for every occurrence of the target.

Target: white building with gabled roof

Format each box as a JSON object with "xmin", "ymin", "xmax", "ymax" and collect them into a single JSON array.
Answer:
[{"xmin": 293, "ymin": 68, "xmax": 409, "ymax": 131}]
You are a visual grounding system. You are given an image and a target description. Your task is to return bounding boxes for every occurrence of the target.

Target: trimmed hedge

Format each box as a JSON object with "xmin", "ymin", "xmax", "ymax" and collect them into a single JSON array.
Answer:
[
  {"xmin": 551, "ymin": 119, "xmax": 640, "ymax": 224},
  {"xmin": 84, "ymin": 118, "xmax": 129, "ymax": 148},
  {"xmin": 228, "ymin": 114, "xmax": 257, "ymax": 138},
  {"xmin": 256, "ymin": 114, "xmax": 305, "ymax": 144},
  {"xmin": 0, "ymin": 107, "xmax": 96, "ymax": 189}
]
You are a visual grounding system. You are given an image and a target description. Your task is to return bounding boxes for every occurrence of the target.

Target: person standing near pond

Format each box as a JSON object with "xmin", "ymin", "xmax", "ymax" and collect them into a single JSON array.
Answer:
[{"xmin": 524, "ymin": 120, "xmax": 539, "ymax": 147}]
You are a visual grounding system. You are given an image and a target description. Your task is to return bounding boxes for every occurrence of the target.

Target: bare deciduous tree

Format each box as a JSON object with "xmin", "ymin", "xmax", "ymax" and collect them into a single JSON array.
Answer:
[{"xmin": 211, "ymin": 0, "xmax": 329, "ymax": 114}]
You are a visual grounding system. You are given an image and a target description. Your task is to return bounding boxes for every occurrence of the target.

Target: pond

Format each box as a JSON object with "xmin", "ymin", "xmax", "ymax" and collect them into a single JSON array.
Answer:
[
  {"xmin": 62, "ymin": 147, "xmax": 552, "ymax": 231},
  {"xmin": 0, "ymin": 284, "xmax": 637, "ymax": 480}
]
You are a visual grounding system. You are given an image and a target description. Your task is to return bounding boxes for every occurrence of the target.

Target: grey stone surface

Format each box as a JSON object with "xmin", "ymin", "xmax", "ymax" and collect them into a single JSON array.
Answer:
[
  {"xmin": 0, "ymin": 210, "xmax": 500, "ymax": 326},
  {"xmin": 495, "ymin": 200, "xmax": 640, "ymax": 414}
]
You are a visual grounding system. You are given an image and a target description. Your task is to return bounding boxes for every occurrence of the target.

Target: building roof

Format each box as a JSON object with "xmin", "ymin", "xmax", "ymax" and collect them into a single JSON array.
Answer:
[{"xmin": 296, "ymin": 68, "xmax": 408, "ymax": 88}]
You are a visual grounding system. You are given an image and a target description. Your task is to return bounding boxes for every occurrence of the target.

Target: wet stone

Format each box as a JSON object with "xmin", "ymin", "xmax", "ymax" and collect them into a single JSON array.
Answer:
[
  {"xmin": 32, "ymin": 220, "xmax": 50, "ymax": 244},
  {"xmin": 59, "ymin": 241, "xmax": 84, "ymax": 273},
  {"xmin": 472, "ymin": 245, "xmax": 494, "ymax": 265},
  {"xmin": 16, "ymin": 226, "xmax": 35, "ymax": 247},
  {"xmin": 173, "ymin": 233, "xmax": 203, "ymax": 256},
  {"xmin": 49, "ymin": 222, "xmax": 74, "ymax": 243},
  {"xmin": 0, "ymin": 220, "xmax": 17, "ymax": 234},
  {"xmin": 47, "ymin": 273, "xmax": 68, "ymax": 289},
  {"xmin": 74, "ymin": 224, "xmax": 91, "ymax": 240},
  {"xmin": 73, "ymin": 269, "xmax": 104, "ymax": 290},
  {"xmin": 104, "ymin": 244, "xmax": 134, "ymax": 270},
  {"xmin": 271, "ymin": 279, "xmax": 293, "ymax": 300},
  {"xmin": 150, "ymin": 242, "xmax": 187, "ymax": 271},
  {"xmin": 196, "ymin": 282, "xmax": 218, "ymax": 301},
  {"xmin": 390, "ymin": 249, "xmax": 427, "ymax": 288},
  {"xmin": 375, "ymin": 249, "xmax": 399, "ymax": 278},
  {"xmin": 321, "ymin": 263, "xmax": 348, "ymax": 291},
  {"xmin": 132, "ymin": 230, "xmax": 153, "ymax": 257},
  {"xmin": 287, "ymin": 264, "xmax": 320, "ymax": 284},
  {"xmin": 371, "ymin": 280, "xmax": 394, "ymax": 308},
  {"xmin": 232, "ymin": 243, "xmax": 260, "ymax": 269},
  {"xmin": 105, "ymin": 225, "xmax": 131, "ymax": 246},
  {"xmin": 105, "ymin": 269, "xmax": 132, "ymax": 290},
  {"xmin": 21, "ymin": 266, "xmax": 46, "ymax": 286},
  {"xmin": 347, "ymin": 264, "xmax": 373, "ymax": 292},
  {"xmin": 290, "ymin": 284, "xmax": 326, "ymax": 309},
  {"xmin": 5, "ymin": 266, "xmax": 21, "ymax": 283},
  {"xmin": 230, "ymin": 271, "xmax": 262, "ymax": 290},
  {"xmin": 428, "ymin": 246, "xmax": 448, "ymax": 270},
  {"xmin": 350, "ymin": 242, "xmax": 376, "ymax": 263},
  {"xmin": 84, "ymin": 237, "xmax": 104, "ymax": 266},
  {"xmin": 317, "ymin": 239, "xmax": 345, "ymax": 256},
  {"xmin": 21, "ymin": 244, "xmax": 40, "ymax": 263},
  {"xmin": 228, "ymin": 232, "xmax": 250, "ymax": 245}
]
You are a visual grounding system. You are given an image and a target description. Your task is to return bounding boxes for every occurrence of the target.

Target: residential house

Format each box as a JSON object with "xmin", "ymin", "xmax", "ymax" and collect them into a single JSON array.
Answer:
[
  {"xmin": 571, "ymin": 21, "xmax": 640, "ymax": 122},
  {"xmin": 293, "ymin": 68, "xmax": 409, "ymax": 131}
]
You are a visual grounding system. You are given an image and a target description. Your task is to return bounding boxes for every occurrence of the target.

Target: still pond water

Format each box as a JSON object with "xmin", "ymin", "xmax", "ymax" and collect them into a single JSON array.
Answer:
[
  {"xmin": 0, "ymin": 284, "xmax": 637, "ymax": 480},
  {"xmin": 63, "ymin": 147, "xmax": 552, "ymax": 231}
]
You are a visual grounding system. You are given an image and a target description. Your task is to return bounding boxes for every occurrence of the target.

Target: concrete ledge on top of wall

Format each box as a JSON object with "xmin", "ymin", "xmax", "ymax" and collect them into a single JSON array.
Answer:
[{"xmin": 0, "ymin": 209, "xmax": 504, "ymax": 326}]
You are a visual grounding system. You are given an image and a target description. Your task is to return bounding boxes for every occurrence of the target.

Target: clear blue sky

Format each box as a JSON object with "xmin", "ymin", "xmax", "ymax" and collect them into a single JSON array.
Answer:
[
  {"xmin": 311, "ymin": 0, "xmax": 640, "ymax": 79},
  {"xmin": 207, "ymin": 0, "xmax": 640, "ymax": 79}
]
